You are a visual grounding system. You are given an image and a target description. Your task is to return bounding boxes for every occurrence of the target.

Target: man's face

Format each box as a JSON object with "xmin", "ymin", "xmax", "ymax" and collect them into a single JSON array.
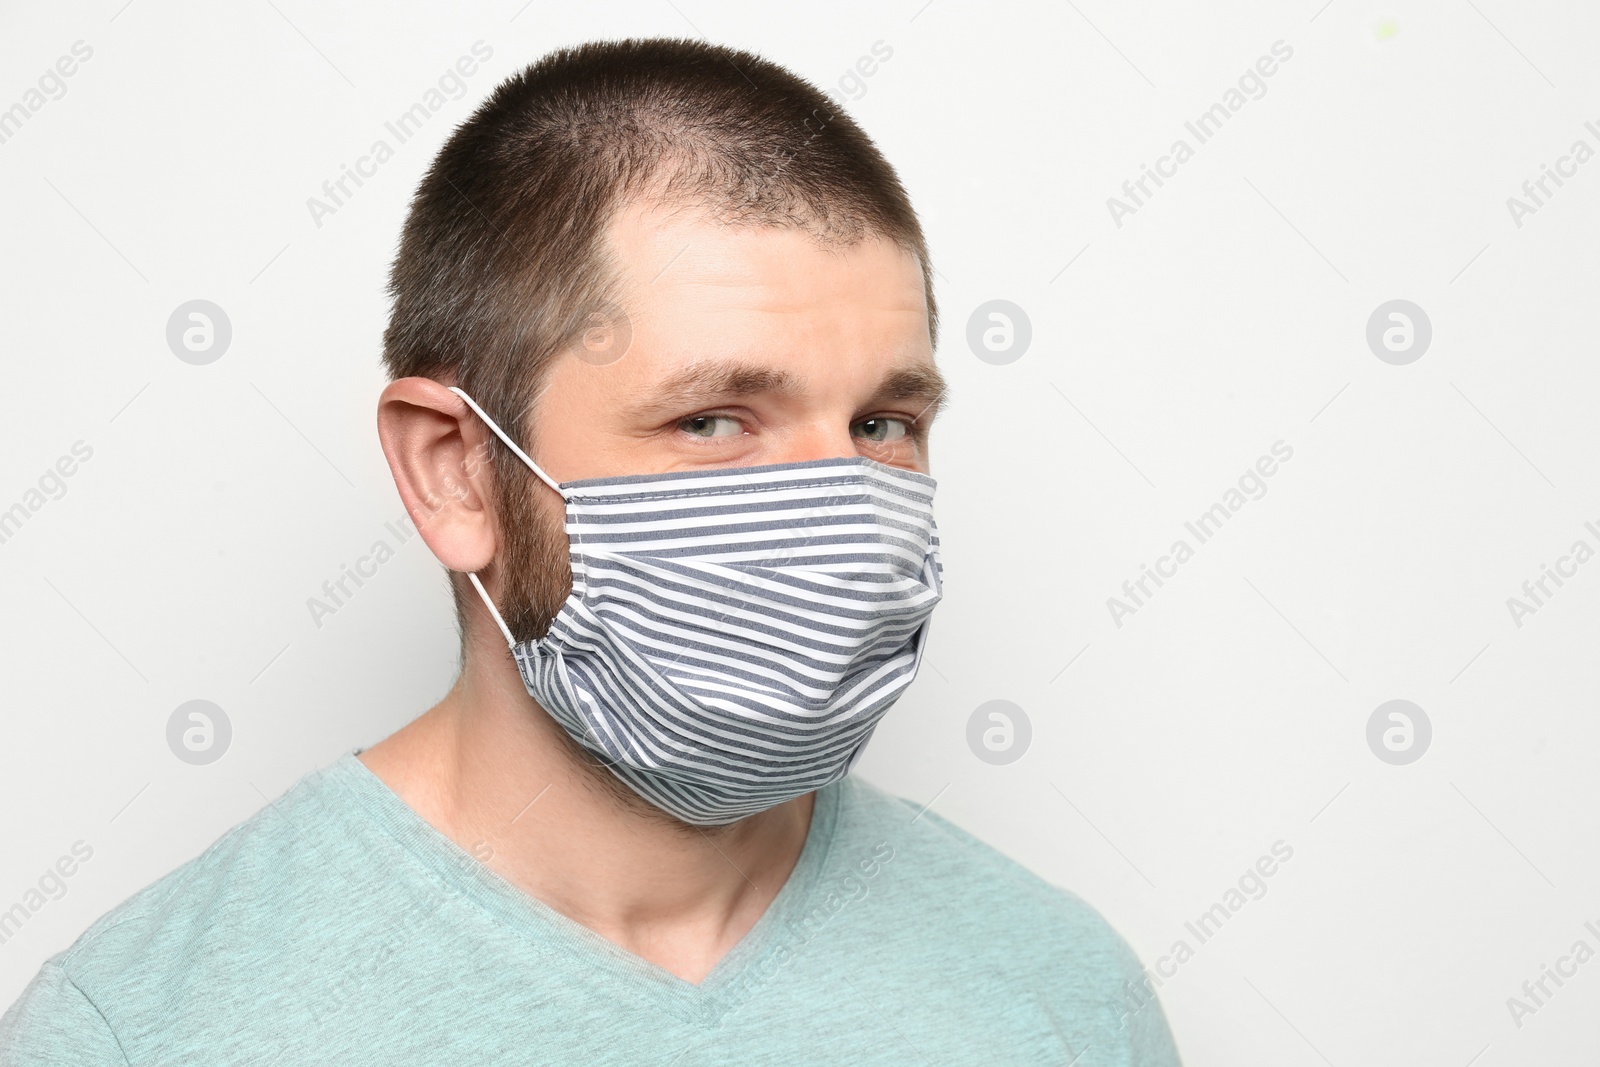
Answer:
[
  {"xmin": 494, "ymin": 199, "xmax": 946, "ymax": 645},
  {"xmin": 529, "ymin": 199, "xmax": 946, "ymax": 481}
]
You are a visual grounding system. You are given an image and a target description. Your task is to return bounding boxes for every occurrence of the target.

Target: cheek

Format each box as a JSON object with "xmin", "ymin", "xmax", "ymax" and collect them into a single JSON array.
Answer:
[{"xmin": 498, "ymin": 474, "xmax": 576, "ymax": 635}]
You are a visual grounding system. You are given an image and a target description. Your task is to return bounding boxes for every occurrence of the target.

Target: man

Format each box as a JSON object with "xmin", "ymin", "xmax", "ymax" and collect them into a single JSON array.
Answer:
[{"xmin": 1, "ymin": 37, "xmax": 1181, "ymax": 1065}]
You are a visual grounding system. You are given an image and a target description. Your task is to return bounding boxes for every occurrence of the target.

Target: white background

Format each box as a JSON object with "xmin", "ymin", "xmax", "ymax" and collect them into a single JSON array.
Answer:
[{"xmin": 3, "ymin": 0, "xmax": 1598, "ymax": 1063}]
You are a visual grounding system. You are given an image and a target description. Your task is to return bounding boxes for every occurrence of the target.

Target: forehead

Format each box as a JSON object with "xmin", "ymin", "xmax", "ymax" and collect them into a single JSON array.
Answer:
[{"xmin": 601, "ymin": 198, "xmax": 930, "ymax": 349}]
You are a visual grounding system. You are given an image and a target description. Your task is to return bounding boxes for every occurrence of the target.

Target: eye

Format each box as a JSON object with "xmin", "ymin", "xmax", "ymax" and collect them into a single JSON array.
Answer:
[
  {"xmin": 679, "ymin": 414, "xmax": 745, "ymax": 439},
  {"xmin": 853, "ymin": 417, "xmax": 911, "ymax": 443}
]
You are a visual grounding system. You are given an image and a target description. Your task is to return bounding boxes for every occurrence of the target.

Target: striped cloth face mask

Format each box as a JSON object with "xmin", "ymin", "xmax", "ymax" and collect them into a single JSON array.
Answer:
[{"xmin": 449, "ymin": 386, "xmax": 945, "ymax": 826}]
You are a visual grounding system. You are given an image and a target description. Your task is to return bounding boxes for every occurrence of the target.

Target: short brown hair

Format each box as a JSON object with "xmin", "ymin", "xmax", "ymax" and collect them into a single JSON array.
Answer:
[{"xmin": 381, "ymin": 36, "xmax": 938, "ymax": 650}]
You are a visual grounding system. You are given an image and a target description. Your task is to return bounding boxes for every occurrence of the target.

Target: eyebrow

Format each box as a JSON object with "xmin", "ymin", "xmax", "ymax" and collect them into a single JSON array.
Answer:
[{"xmin": 623, "ymin": 358, "xmax": 951, "ymax": 424}]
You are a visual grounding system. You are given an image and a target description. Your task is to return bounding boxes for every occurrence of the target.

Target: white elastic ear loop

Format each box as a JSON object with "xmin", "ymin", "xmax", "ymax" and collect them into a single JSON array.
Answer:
[
  {"xmin": 466, "ymin": 572, "xmax": 517, "ymax": 649},
  {"xmin": 448, "ymin": 385, "xmax": 564, "ymax": 650},
  {"xmin": 447, "ymin": 386, "xmax": 563, "ymax": 493}
]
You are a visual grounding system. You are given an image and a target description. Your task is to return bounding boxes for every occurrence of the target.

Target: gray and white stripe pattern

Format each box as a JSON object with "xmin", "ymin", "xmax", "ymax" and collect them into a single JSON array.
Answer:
[{"xmin": 515, "ymin": 456, "xmax": 943, "ymax": 825}]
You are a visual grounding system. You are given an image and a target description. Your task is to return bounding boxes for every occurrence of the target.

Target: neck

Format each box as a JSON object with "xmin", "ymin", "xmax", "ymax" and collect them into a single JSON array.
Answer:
[{"xmin": 357, "ymin": 630, "xmax": 816, "ymax": 984}]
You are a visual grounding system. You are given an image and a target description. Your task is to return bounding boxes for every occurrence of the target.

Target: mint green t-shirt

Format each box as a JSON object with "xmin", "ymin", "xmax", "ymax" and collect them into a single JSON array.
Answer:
[{"xmin": 0, "ymin": 752, "xmax": 1182, "ymax": 1065}]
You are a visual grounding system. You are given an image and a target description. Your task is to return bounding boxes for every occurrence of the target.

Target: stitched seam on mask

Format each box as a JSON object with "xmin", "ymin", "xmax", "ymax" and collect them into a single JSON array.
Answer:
[{"xmin": 566, "ymin": 475, "xmax": 933, "ymax": 506}]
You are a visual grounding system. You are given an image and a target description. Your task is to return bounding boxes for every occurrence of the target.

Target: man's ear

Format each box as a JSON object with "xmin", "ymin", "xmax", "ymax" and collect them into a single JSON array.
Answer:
[{"xmin": 376, "ymin": 377, "xmax": 500, "ymax": 574}]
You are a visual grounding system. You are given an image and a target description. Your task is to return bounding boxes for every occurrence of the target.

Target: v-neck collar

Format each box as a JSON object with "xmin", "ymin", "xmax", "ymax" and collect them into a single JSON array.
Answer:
[{"xmin": 326, "ymin": 749, "xmax": 843, "ymax": 1026}]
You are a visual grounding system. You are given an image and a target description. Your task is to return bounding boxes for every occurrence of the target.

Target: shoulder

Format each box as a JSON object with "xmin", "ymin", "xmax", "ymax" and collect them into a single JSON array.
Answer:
[
  {"xmin": 19, "ymin": 758, "xmax": 363, "ymax": 1033},
  {"xmin": 839, "ymin": 776, "xmax": 1129, "ymax": 925},
  {"xmin": 833, "ymin": 774, "xmax": 1151, "ymax": 986},
  {"xmin": 0, "ymin": 961, "xmax": 128, "ymax": 1065},
  {"xmin": 828, "ymin": 776, "xmax": 1182, "ymax": 1063}
]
